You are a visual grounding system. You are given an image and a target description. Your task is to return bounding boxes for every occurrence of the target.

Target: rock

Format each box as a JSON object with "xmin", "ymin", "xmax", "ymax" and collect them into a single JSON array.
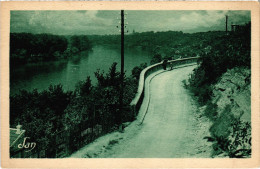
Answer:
[
  {"xmin": 207, "ymin": 67, "xmax": 251, "ymax": 157},
  {"xmin": 211, "ymin": 67, "xmax": 250, "ymax": 118}
]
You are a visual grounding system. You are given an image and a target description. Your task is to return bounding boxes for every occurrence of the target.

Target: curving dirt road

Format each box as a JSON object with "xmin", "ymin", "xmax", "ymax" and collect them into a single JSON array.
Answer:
[{"xmin": 70, "ymin": 65, "xmax": 212, "ymax": 158}]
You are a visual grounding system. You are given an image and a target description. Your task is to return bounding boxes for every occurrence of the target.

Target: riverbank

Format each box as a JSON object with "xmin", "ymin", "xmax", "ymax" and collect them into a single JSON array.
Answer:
[{"xmin": 10, "ymin": 45, "xmax": 151, "ymax": 95}]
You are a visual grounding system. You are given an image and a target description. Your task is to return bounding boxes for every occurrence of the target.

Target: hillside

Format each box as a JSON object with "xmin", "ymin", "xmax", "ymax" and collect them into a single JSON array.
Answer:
[
  {"xmin": 204, "ymin": 68, "xmax": 251, "ymax": 157},
  {"xmin": 186, "ymin": 22, "xmax": 251, "ymax": 158}
]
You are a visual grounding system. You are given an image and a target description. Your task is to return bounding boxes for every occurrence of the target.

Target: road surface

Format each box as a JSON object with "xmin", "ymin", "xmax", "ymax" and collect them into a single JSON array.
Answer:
[{"xmin": 70, "ymin": 65, "xmax": 212, "ymax": 158}]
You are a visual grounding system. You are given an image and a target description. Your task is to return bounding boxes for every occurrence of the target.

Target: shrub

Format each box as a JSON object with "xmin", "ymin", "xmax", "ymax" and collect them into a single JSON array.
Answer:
[
  {"xmin": 207, "ymin": 104, "xmax": 251, "ymax": 158},
  {"xmin": 211, "ymin": 120, "xmax": 251, "ymax": 158},
  {"xmin": 210, "ymin": 105, "xmax": 235, "ymax": 139},
  {"xmin": 75, "ymin": 76, "xmax": 92, "ymax": 96},
  {"xmin": 131, "ymin": 63, "xmax": 147, "ymax": 80},
  {"xmin": 204, "ymin": 102, "xmax": 218, "ymax": 121},
  {"xmin": 10, "ymin": 85, "xmax": 72, "ymax": 151},
  {"xmin": 150, "ymin": 54, "xmax": 162, "ymax": 65}
]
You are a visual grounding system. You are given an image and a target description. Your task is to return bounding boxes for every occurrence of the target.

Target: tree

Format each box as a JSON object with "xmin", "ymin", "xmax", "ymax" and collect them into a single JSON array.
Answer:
[
  {"xmin": 10, "ymin": 33, "xmax": 69, "ymax": 63},
  {"xmin": 132, "ymin": 63, "xmax": 147, "ymax": 80},
  {"xmin": 150, "ymin": 54, "xmax": 162, "ymax": 65},
  {"xmin": 70, "ymin": 35, "xmax": 92, "ymax": 53}
]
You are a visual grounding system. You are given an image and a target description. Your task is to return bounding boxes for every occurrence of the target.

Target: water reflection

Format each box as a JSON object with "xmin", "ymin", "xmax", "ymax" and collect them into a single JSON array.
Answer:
[{"xmin": 10, "ymin": 45, "xmax": 151, "ymax": 95}]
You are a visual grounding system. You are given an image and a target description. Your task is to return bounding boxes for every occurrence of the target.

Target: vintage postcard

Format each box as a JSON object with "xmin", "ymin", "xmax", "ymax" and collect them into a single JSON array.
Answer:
[{"xmin": 1, "ymin": 1, "xmax": 259, "ymax": 168}]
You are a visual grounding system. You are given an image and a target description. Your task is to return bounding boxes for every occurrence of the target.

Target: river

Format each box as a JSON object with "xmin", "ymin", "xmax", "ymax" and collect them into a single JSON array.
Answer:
[{"xmin": 10, "ymin": 45, "xmax": 151, "ymax": 95}]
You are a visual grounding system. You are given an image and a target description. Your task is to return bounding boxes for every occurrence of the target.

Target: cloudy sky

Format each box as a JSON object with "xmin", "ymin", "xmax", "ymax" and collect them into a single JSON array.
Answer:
[{"xmin": 10, "ymin": 10, "xmax": 250, "ymax": 35}]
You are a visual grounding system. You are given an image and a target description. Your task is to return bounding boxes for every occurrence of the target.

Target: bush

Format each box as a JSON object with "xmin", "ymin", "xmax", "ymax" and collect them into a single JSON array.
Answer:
[
  {"xmin": 204, "ymin": 102, "xmax": 218, "ymax": 121},
  {"xmin": 150, "ymin": 54, "xmax": 162, "ymax": 65},
  {"xmin": 75, "ymin": 76, "xmax": 92, "ymax": 96},
  {"xmin": 204, "ymin": 104, "xmax": 251, "ymax": 158},
  {"xmin": 131, "ymin": 63, "xmax": 147, "ymax": 80},
  {"xmin": 211, "ymin": 119, "xmax": 251, "ymax": 158},
  {"xmin": 10, "ymin": 85, "xmax": 72, "ymax": 151},
  {"xmin": 63, "ymin": 62, "xmax": 138, "ymax": 130},
  {"xmin": 209, "ymin": 105, "xmax": 235, "ymax": 139}
]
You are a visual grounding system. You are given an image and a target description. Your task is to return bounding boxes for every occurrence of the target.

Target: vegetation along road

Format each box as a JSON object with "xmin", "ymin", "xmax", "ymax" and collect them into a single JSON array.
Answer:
[{"xmin": 70, "ymin": 65, "xmax": 212, "ymax": 158}]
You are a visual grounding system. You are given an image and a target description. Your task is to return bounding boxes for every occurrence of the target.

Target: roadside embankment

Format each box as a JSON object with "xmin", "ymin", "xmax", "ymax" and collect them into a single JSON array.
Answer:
[{"xmin": 201, "ymin": 67, "xmax": 251, "ymax": 158}]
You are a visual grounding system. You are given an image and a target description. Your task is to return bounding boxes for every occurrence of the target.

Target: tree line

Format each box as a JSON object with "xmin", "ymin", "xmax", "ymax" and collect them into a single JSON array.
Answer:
[
  {"xmin": 10, "ymin": 33, "xmax": 92, "ymax": 66},
  {"xmin": 88, "ymin": 30, "xmax": 228, "ymax": 65}
]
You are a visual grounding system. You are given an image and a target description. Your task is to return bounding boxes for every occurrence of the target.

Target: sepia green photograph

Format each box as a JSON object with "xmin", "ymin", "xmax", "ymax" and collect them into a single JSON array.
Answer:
[{"xmin": 8, "ymin": 9, "xmax": 252, "ymax": 159}]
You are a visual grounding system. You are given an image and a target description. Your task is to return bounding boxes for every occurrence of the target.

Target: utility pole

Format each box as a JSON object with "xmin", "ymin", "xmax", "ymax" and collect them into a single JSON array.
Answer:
[
  {"xmin": 121, "ymin": 10, "xmax": 124, "ymax": 85},
  {"xmin": 226, "ymin": 15, "xmax": 228, "ymax": 34},
  {"xmin": 118, "ymin": 10, "xmax": 124, "ymax": 131}
]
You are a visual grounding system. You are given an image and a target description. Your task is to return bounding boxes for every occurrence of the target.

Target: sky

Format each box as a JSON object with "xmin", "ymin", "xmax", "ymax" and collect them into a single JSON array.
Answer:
[{"xmin": 10, "ymin": 10, "xmax": 251, "ymax": 35}]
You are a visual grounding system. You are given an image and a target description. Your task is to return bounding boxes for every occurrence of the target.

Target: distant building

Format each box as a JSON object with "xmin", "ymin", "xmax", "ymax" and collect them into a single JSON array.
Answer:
[
  {"xmin": 231, "ymin": 22, "xmax": 251, "ymax": 32},
  {"xmin": 231, "ymin": 24, "xmax": 240, "ymax": 32}
]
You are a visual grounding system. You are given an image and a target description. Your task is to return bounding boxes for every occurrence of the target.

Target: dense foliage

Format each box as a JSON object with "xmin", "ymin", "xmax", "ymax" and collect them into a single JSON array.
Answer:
[
  {"xmin": 10, "ymin": 33, "xmax": 92, "ymax": 66},
  {"xmin": 131, "ymin": 63, "xmax": 148, "ymax": 80},
  {"xmin": 10, "ymin": 63, "xmax": 138, "ymax": 157},
  {"xmin": 206, "ymin": 106, "xmax": 251, "ymax": 158},
  {"xmin": 10, "ymin": 33, "xmax": 68, "ymax": 64},
  {"xmin": 64, "ymin": 62, "xmax": 138, "ymax": 129},
  {"xmin": 69, "ymin": 35, "xmax": 92, "ymax": 54},
  {"xmin": 188, "ymin": 22, "xmax": 251, "ymax": 105},
  {"xmin": 88, "ymin": 30, "xmax": 226, "ymax": 64},
  {"xmin": 10, "ymin": 85, "xmax": 72, "ymax": 151},
  {"xmin": 186, "ymin": 22, "xmax": 251, "ymax": 158}
]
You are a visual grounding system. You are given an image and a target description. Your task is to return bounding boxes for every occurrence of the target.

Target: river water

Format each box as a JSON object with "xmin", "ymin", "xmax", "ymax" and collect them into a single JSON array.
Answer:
[{"xmin": 11, "ymin": 46, "xmax": 151, "ymax": 95}]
